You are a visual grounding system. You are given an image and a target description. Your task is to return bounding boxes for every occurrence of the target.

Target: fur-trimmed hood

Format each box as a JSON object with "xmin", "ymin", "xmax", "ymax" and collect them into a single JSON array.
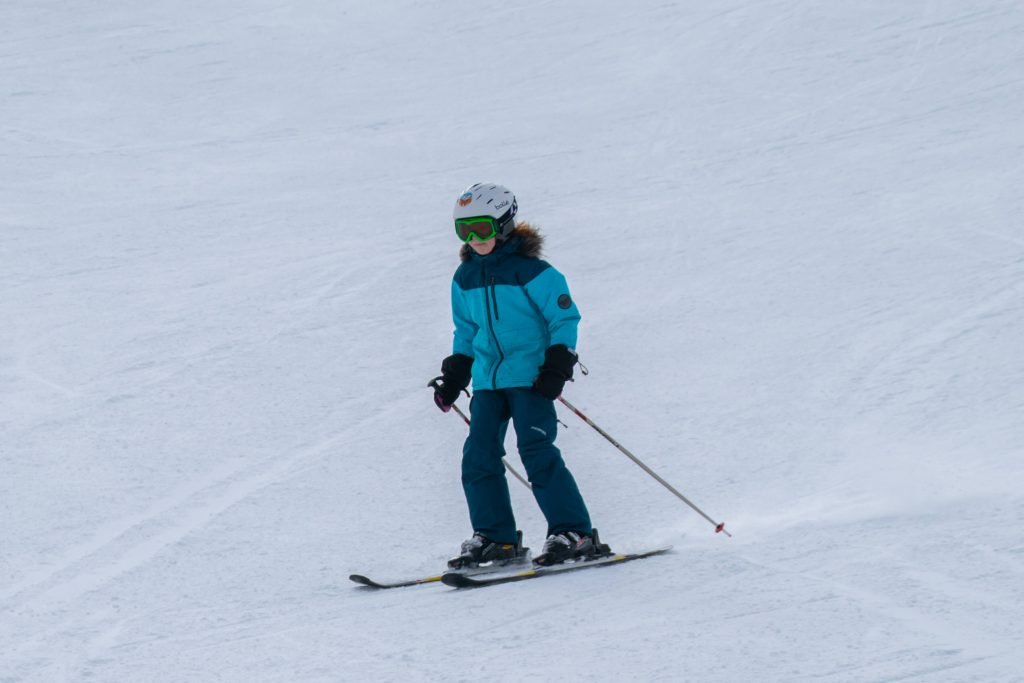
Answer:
[{"xmin": 460, "ymin": 222, "xmax": 544, "ymax": 262}]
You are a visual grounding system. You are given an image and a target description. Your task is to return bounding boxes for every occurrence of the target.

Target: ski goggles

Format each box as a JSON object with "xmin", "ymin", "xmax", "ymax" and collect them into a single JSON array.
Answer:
[{"xmin": 454, "ymin": 216, "xmax": 499, "ymax": 243}]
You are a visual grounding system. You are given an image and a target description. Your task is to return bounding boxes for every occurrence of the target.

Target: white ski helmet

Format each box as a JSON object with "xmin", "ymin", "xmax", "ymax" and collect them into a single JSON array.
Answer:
[{"xmin": 453, "ymin": 183, "xmax": 518, "ymax": 240}]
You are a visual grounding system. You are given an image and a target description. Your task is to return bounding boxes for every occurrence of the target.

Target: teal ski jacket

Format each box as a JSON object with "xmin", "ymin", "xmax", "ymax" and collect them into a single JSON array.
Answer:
[{"xmin": 451, "ymin": 226, "xmax": 580, "ymax": 391}]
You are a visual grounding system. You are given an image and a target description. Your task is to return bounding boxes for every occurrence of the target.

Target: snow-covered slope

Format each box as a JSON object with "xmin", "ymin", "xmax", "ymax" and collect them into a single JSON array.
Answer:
[{"xmin": 2, "ymin": 2, "xmax": 1022, "ymax": 681}]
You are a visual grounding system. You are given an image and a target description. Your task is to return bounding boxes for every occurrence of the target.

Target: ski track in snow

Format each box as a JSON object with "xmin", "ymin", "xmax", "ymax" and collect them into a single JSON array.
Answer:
[
  {"xmin": 1, "ymin": 430, "xmax": 357, "ymax": 671},
  {"xmin": 843, "ymin": 276, "xmax": 1024, "ymax": 415}
]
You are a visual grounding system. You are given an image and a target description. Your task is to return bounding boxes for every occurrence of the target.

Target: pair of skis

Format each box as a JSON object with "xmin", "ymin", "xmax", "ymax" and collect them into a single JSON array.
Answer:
[{"xmin": 350, "ymin": 546, "xmax": 671, "ymax": 590}]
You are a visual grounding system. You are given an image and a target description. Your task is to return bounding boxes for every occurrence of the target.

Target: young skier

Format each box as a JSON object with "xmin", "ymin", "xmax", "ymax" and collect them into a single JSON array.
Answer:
[{"xmin": 431, "ymin": 183, "xmax": 603, "ymax": 568}]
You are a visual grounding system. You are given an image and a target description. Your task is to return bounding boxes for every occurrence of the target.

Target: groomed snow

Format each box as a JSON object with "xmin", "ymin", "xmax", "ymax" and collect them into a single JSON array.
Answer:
[{"xmin": 2, "ymin": 1, "xmax": 1022, "ymax": 681}]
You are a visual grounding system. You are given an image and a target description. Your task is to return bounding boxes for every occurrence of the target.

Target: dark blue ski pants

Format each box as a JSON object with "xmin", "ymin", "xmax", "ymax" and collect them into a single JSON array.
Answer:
[{"xmin": 462, "ymin": 388, "xmax": 592, "ymax": 544}]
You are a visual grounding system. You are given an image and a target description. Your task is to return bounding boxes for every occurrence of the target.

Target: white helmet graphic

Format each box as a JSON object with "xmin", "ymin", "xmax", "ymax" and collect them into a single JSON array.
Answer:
[{"xmin": 453, "ymin": 183, "xmax": 518, "ymax": 240}]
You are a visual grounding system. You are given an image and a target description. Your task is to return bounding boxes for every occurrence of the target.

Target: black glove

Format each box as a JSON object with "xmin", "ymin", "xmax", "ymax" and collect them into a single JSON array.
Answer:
[
  {"xmin": 430, "ymin": 353, "xmax": 473, "ymax": 411},
  {"xmin": 532, "ymin": 344, "xmax": 577, "ymax": 400}
]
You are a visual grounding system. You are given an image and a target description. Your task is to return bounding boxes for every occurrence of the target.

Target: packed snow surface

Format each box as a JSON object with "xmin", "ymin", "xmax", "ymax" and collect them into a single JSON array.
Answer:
[{"xmin": 2, "ymin": 1, "xmax": 1022, "ymax": 681}]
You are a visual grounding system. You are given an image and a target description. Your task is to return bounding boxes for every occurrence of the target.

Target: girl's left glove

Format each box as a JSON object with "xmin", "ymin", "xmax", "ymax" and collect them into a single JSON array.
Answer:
[{"xmin": 532, "ymin": 344, "xmax": 577, "ymax": 400}]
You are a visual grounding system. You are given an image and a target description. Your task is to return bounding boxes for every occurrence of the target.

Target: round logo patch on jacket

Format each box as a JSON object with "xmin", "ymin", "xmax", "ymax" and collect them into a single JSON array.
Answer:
[{"xmin": 557, "ymin": 294, "xmax": 572, "ymax": 309}]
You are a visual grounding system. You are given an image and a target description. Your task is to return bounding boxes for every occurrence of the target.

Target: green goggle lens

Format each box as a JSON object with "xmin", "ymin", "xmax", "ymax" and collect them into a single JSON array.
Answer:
[{"xmin": 455, "ymin": 217, "xmax": 499, "ymax": 243}]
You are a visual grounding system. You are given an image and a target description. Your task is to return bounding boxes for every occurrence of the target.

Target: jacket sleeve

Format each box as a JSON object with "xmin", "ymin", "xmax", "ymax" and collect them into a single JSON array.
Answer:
[
  {"xmin": 451, "ymin": 279, "xmax": 477, "ymax": 357},
  {"xmin": 523, "ymin": 265, "xmax": 581, "ymax": 350}
]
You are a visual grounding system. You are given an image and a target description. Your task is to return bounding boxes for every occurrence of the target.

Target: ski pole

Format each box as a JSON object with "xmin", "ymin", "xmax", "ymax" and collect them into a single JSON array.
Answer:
[
  {"xmin": 449, "ymin": 403, "xmax": 533, "ymax": 491},
  {"xmin": 557, "ymin": 396, "xmax": 730, "ymax": 537}
]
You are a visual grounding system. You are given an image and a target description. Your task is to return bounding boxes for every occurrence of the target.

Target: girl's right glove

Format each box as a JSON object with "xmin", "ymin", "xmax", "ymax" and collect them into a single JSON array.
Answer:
[
  {"xmin": 532, "ymin": 344, "xmax": 577, "ymax": 400},
  {"xmin": 430, "ymin": 353, "xmax": 473, "ymax": 411}
]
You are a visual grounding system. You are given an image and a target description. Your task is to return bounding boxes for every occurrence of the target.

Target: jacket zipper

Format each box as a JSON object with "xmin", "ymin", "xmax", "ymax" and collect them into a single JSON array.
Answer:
[{"xmin": 483, "ymin": 269, "xmax": 505, "ymax": 387}]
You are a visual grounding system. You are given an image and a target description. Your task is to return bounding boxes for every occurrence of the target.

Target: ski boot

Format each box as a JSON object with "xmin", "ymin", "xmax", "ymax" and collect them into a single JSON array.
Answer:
[
  {"xmin": 447, "ymin": 530, "xmax": 530, "ymax": 570},
  {"xmin": 533, "ymin": 528, "xmax": 612, "ymax": 567}
]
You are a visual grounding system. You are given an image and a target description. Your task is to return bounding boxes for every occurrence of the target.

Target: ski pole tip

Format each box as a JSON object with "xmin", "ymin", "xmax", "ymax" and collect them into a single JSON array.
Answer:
[{"xmin": 715, "ymin": 522, "xmax": 732, "ymax": 537}]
